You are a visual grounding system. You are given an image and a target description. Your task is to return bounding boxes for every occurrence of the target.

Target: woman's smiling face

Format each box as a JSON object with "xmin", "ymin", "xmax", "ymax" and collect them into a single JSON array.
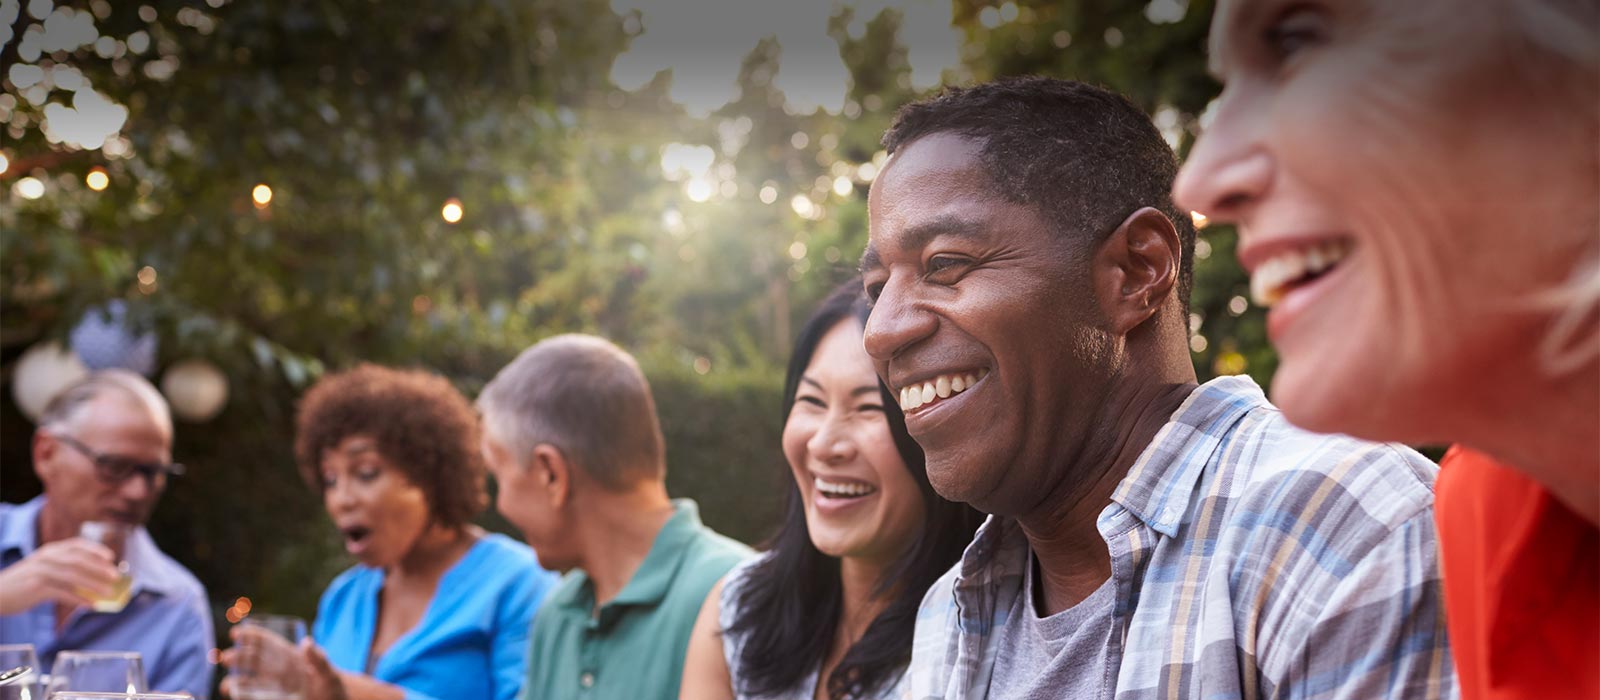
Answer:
[
  {"xmin": 1174, "ymin": 0, "xmax": 1599, "ymax": 442},
  {"xmin": 784, "ymin": 319, "xmax": 926, "ymax": 565}
]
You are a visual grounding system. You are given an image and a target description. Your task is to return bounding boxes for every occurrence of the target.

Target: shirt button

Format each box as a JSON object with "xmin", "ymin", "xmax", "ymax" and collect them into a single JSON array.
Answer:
[{"xmin": 580, "ymin": 671, "xmax": 596, "ymax": 688}]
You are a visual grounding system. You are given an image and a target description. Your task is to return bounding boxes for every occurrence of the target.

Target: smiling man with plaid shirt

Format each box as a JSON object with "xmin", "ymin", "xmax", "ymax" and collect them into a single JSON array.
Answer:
[{"xmin": 860, "ymin": 77, "xmax": 1454, "ymax": 700}]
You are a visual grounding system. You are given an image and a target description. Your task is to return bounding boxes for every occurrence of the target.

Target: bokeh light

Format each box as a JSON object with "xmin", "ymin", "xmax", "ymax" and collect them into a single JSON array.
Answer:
[
  {"xmin": 86, "ymin": 167, "xmax": 109, "ymax": 191},
  {"xmin": 685, "ymin": 178, "xmax": 714, "ymax": 203},
  {"xmin": 441, "ymin": 198, "xmax": 464, "ymax": 223},
  {"xmin": 251, "ymin": 183, "xmax": 272, "ymax": 208},
  {"xmin": 14, "ymin": 176, "xmax": 45, "ymax": 200}
]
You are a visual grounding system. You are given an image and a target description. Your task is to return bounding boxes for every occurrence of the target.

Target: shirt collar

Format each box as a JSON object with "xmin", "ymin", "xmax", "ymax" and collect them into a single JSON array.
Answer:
[
  {"xmin": 555, "ymin": 499, "xmax": 707, "ymax": 615},
  {"xmin": 0, "ymin": 495, "xmax": 45, "ymax": 557},
  {"xmin": 1110, "ymin": 375, "xmax": 1267, "ymax": 537}
]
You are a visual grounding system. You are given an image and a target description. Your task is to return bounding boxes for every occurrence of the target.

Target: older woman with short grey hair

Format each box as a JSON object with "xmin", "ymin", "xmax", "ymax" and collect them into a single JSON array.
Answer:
[{"xmin": 1175, "ymin": 1, "xmax": 1598, "ymax": 698}]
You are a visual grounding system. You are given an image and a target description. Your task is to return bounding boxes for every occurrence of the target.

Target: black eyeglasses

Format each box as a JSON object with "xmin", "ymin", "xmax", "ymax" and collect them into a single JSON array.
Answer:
[{"xmin": 51, "ymin": 433, "xmax": 185, "ymax": 485}]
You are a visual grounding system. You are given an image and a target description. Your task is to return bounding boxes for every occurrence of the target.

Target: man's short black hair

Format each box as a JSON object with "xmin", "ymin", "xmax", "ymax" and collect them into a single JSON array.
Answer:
[{"xmin": 882, "ymin": 76, "xmax": 1198, "ymax": 311}]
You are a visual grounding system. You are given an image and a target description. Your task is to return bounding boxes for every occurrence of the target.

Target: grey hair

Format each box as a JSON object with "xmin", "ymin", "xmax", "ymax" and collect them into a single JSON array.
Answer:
[
  {"xmin": 39, "ymin": 369, "xmax": 173, "ymax": 438},
  {"xmin": 1499, "ymin": 0, "xmax": 1600, "ymax": 377},
  {"xmin": 476, "ymin": 334, "xmax": 666, "ymax": 489}
]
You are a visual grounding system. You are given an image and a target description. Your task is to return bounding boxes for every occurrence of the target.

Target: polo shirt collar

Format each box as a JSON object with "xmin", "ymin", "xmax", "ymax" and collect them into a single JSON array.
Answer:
[
  {"xmin": 554, "ymin": 499, "xmax": 705, "ymax": 618},
  {"xmin": 608, "ymin": 499, "xmax": 702, "ymax": 607},
  {"xmin": 1110, "ymin": 375, "xmax": 1265, "ymax": 537}
]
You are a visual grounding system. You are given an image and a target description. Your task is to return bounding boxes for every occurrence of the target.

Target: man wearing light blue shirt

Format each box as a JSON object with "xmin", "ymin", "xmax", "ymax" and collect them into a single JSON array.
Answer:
[{"xmin": 0, "ymin": 370, "xmax": 214, "ymax": 698}]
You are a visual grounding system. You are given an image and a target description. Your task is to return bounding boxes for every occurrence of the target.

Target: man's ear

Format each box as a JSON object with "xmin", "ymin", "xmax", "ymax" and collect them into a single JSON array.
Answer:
[
  {"xmin": 32, "ymin": 430, "xmax": 58, "ymax": 484},
  {"xmin": 529, "ymin": 443, "xmax": 571, "ymax": 509},
  {"xmin": 1094, "ymin": 207, "xmax": 1181, "ymax": 335}
]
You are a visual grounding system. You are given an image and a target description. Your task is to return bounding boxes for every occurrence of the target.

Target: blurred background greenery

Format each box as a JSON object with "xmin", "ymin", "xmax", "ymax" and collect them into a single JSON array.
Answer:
[{"xmin": 1, "ymin": 0, "xmax": 1269, "ymax": 638}]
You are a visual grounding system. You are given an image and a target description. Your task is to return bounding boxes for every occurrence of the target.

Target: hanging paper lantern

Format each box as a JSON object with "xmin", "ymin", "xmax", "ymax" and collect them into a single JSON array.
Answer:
[
  {"xmin": 70, "ymin": 301, "xmax": 158, "ymax": 376},
  {"xmin": 12, "ymin": 342, "xmax": 89, "ymax": 422},
  {"xmin": 161, "ymin": 359, "xmax": 229, "ymax": 422}
]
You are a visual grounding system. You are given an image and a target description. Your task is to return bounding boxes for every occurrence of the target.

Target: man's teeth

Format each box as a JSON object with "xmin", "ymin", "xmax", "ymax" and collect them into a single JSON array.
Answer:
[
  {"xmin": 898, "ymin": 369, "xmax": 987, "ymax": 411},
  {"xmin": 814, "ymin": 477, "xmax": 877, "ymax": 498},
  {"xmin": 1250, "ymin": 239, "xmax": 1353, "ymax": 307}
]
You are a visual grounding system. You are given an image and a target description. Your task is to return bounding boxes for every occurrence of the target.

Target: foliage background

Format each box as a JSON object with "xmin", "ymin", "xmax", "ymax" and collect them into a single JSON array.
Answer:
[{"xmin": 1, "ymin": 0, "xmax": 1268, "ymax": 655}]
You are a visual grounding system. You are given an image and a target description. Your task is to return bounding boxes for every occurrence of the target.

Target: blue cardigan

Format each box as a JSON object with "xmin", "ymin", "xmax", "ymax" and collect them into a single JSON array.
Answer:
[{"xmin": 314, "ymin": 533, "xmax": 557, "ymax": 700}]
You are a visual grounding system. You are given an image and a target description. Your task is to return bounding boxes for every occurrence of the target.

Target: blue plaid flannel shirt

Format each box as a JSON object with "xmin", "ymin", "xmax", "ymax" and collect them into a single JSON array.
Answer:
[{"xmin": 903, "ymin": 376, "xmax": 1456, "ymax": 700}]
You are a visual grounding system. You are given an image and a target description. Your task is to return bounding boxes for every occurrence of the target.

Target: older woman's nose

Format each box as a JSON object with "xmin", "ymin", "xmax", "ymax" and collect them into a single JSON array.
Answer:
[{"xmin": 1175, "ymin": 108, "xmax": 1274, "ymax": 226}]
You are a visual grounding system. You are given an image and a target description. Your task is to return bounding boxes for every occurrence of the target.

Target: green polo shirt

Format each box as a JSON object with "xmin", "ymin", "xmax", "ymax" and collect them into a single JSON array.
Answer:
[{"xmin": 519, "ymin": 499, "xmax": 751, "ymax": 700}]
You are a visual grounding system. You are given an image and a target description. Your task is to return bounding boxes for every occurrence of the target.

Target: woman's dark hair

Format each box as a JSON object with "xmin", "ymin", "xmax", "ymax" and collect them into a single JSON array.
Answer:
[
  {"xmin": 727, "ymin": 280, "xmax": 983, "ymax": 699},
  {"xmin": 294, "ymin": 363, "xmax": 488, "ymax": 529}
]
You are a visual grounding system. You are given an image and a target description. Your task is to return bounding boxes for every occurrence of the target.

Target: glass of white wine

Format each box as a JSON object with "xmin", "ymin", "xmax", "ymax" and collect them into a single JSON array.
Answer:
[
  {"xmin": 231, "ymin": 614, "xmax": 309, "ymax": 700},
  {"xmin": 44, "ymin": 651, "xmax": 147, "ymax": 696},
  {"xmin": 76, "ymin": 521, "xmax": 134, "ymax": 613}
]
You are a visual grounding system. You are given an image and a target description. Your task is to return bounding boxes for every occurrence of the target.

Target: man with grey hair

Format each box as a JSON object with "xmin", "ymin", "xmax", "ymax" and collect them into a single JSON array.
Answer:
[
  {"xmin": 0, "ymin": 369, "xmax": 215, "ymax": 699},
  {"xmin": 477, "ymin": 334, "xmax": 750, "ymax": 700}
]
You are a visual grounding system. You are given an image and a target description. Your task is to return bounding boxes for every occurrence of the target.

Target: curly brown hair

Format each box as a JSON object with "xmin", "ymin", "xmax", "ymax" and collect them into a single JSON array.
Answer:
[{"xmin": 294, "ymin": 364, "xmax": 487, "ymax": 528}]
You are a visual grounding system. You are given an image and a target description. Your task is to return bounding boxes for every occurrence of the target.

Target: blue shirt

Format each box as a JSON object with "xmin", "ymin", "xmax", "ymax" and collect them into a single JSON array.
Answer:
[
  {"xmin": 0, "ymin": 496, "xmax": 216, "ymax": 699},
  {"xmin": 314, "ymin": 533, "xmax": 557, "ymax": 700}
]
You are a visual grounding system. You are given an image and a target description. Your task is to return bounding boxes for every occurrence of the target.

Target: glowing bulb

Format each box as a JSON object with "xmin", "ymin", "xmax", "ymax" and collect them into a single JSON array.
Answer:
[
  {"xmin": 441, "ymin": 198, "xmax": 463, "ymax": 223},
  {"xmin": 252, "ymin": 184, "xmax": 272, "ymax": 207},
  {"xmin": 86, "ymin": 168, "xmax": 109, "ymax": 191},
  {"xmin": 14, "ymin": 177, "xmax": 44, "ymax": 200}
]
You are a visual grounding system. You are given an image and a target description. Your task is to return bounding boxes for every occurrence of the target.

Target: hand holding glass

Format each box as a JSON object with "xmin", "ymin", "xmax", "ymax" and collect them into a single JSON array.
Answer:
[
  {"xmin": 76, "ymin": 521, "xmax": 133, "ymax": 613},
  {"xmin": 230, "ymin": 614, "xmax": 309, "ymax": 700}
]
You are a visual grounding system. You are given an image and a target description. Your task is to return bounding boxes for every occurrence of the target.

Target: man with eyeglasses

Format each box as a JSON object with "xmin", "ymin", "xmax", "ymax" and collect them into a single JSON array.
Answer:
[{"xmin": 0, "ymin": 370, "xmax": 215, "ymax": 699}]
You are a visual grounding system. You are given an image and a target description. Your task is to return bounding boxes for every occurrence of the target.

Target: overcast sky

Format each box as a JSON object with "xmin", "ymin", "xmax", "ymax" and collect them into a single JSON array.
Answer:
[{"xmin": 608, "ymin": 0, "xmax": 962, "ymax": 115}]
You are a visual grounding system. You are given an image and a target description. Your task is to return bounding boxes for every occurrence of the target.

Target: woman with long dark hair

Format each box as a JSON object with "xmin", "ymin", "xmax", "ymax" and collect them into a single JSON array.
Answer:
[{"xmin": 680, "ymin": 281, "xmax": 983, "ymax": 700}]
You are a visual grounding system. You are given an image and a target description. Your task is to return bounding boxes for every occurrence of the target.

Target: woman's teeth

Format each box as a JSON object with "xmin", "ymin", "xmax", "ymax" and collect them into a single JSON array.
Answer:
[
  {"xmin": 814, "ymin": 477, "xmax": 877, "ymax": 499},
  {"xmin": 898, "ymin": 369, "xmax": 987, "ymax": 411},
  {"xmin": 1251, "ymin": 239, "xmax": 1353, "ymax": 306}
]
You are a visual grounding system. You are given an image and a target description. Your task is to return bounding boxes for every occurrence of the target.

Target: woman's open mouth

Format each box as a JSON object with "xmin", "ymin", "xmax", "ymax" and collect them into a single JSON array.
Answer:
[
  {"xmin": 341, "ymin": 525, "xmax": 372, "ymax": 554},
  {"xmin": 1250, "ymin": 237, "xmax": 1355, "ymax": 307}
]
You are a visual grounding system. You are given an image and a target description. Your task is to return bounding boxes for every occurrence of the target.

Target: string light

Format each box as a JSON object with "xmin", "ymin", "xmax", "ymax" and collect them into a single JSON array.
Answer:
[
  {"xmin": 252, "ymin": 184, "xmax": 272, "ymax": 208},
  {"xmin": 441, "ymin": 198, "xmax": 463, "ymax": 223},
  {"xmin": 86, "ymin": 167, "xmax": 109, "ymax": 191}
]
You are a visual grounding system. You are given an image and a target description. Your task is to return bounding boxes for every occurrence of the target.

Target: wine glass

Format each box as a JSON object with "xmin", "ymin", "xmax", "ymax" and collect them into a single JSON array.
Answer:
[
  {"xmin": 0, "ymin": 643, "xmax": 42, "ymax": 700},
  {"xmin": 44, "ymin": 694, "xmax": 191, "ymax": 699},
  {"xmin": 44, "ymin": 651, "xmax": 146, "ymax": 696}
]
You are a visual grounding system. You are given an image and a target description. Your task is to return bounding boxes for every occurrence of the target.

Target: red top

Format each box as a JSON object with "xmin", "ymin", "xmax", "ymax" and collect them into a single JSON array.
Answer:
[{"xmin": 1436, "ymin": 446, "xmax": 1600, "ymax": 700}]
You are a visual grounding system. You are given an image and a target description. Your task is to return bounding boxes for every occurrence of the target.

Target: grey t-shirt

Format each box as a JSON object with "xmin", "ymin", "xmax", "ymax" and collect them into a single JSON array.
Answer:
[{"xmin": 987, "ymin": 554, "xmax": 1118, "ymax": 700}]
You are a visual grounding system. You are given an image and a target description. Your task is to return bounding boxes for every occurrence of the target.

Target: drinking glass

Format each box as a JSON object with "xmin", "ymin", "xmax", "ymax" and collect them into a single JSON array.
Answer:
[
  {"xmin": 231, "ymin": 614, "xmax": 308, "ymax": 700},
  {"xmin": 43, "ymin": 651, "xmax": 146, "ymax": 695},
  {"xmin": 77, "ymin": 521, "xmax": 134, "ymax": 613},
  {"xmin": 44, "ymin": 694, "xmax": 190, "ymax": 699},
  {"xmin": 0, "ymin": 643, "xmax": 42, "ymax": 700}
]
